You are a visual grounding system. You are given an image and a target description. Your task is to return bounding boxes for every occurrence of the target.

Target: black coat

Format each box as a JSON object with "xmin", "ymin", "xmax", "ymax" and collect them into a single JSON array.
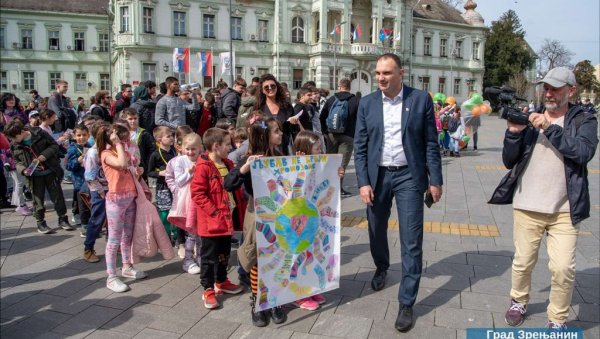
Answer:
[
  {"xmin": 11, "ymin": 127, "xmax": 63, "ymax": 179},
  {"xmin": 131, "ymin": 99, "xmax": 157, "ymax": 132},
  {"xmin": 489, "ymin": 105, "xmax": 598, "ymax": 225}
]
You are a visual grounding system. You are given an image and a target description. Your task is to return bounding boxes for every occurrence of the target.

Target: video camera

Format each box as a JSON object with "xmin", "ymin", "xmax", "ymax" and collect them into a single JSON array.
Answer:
[
  {"xmin": 484, "ymin": 85, "xmax": 529, "ymax": 125},
  {"xmin": 179, "ymin": 83, "xmax": 201, "ymax": 92}
]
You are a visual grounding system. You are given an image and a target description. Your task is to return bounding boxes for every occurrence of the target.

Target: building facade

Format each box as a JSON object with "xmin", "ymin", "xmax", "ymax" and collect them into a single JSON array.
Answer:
[
  {"xmin": 0, "ymin": 1, "xmax": 111, "ymax": 100},
  {"xmin": 1, "ymin": 0, "xmax": 487, "ymax": 104}
]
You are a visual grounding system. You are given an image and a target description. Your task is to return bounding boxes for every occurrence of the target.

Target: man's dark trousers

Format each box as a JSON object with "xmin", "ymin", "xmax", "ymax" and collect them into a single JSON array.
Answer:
[
  {"xmin": 367, "ymin": 166, "xmax": 424, "ymax": 306},
  {"xmin": 31, "ymin": 173, "xmax": 67, "ymax": 222}
]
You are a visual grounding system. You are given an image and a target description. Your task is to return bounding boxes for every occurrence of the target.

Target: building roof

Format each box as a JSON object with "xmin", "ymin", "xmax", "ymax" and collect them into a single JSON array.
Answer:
[
  {"xmin": 0, "ymin": 0, "xmax": 109, "ymax": 15},
  {"xmin": 408, "ymin": 0, "xmax": 469, "ymax": 25}
]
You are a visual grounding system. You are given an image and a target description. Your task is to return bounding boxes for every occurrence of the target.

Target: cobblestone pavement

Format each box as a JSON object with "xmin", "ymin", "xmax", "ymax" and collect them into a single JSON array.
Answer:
[{"xmin": 1, "ymin": 114, "xmax": 598, "ymax": 338}]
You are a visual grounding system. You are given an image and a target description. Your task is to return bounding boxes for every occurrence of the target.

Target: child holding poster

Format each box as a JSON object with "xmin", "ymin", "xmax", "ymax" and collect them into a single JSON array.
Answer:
[{"xmin": 224, "ymin": 116, "xmax": 288, "ymax": 327}]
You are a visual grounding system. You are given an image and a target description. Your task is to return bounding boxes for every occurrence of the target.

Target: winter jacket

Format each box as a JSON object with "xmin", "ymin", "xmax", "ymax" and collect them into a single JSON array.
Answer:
[
  {"xmin": 2, "ymin": 109, "xmax": 28, "ymax": 125},
  {"xmin": 131, "ymin": 99, "xmax": 157, "ymax": 132},
  {"xmin": 219, "ymin": 88, "xmax": 242, "ymax": 121},
  {"xmin": 66, "ymin": 142, "xmax": 88, "ymax": 191},
  {"xmin": 320, "ymin": 91, "xmax": 360, "ymax": 138},
  {"xmin": 112, "ymin": 96, "xmax": 131, "ymax": 117},
  {"xmin": 11, "ymin": 127, "xmax": 63, "ymax": 179},
  {"xmin": 236, "ymin": 96, "xmax": 256, "ymax": 128},
  {"xmin": 190, "ymin": 154, "xmax": 246, "ymax": 236},
  {"xmin": 489, "ymin": 105, "xmax": 598, "ymax": 225},
  {"xmin": 130, "ymin": 127, "xmax": 155, "ymax": 181},
  {"xmin": 91, "ymin": 105, "xmax": 112, "ymax": 123},
  {"xmin": 155, "ymin": 95, "xmax": 199, "ymax": 129}
]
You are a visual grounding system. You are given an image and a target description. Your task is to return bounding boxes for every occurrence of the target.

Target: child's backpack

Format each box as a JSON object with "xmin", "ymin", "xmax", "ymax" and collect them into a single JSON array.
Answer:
[{"xmin": 326, "ymin": 97, "xmax": 350, "ymax": 134}]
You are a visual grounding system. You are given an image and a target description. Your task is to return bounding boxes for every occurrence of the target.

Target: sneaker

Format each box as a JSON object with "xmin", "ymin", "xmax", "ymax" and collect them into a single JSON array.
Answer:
[
  {"xmin": 187, "ymin": 263, "xmax": 201, "ymax": 275},
  {"xmin": 80, "ymin": 229, "xmax": 87, "ymax": 238},
  {"xmin": 214, "ymin": 279, "xmax": 243, "ymax": 294},
  {"xmin": 505, "ymin": 299, "xmax": 527, "ymax": 327},
  {"xmin": 63, "ymin": 178, "xmax": 73, "ymax": 184},
  {"xmin": 231, "ymin": 237, "xmax": 240, "ymax": 247},
  {"xmin": 202, "ymin": 288, "xmax": 219, "ymax": 309},
  {"xmin": 121, "ymin": 266, "xmax": 148, "ymax": 280},
  {"xmin": 340, "ymin": 189, "xmax": 352, "ymax": 197},
  {"xmin": 177, "ymin": 245, "xmax": 185, "ymax": 259},
  {"xmin": 107, "ymin": 276, "xmax": 129, "ymax": 293},
  {"xmin": 83, "ymin": 249, "xmax": 100, "ymax": 263},
  {"xmin": 473, "ymin": 145, "xmax": 478, "ymax": 150},
  {"xmin": 293, "ymin": 297, "xmax": 320, "ymax": 311},
  {"xmin": 455, "ymin": 153, "xmax": 461, "ymax": 158},
  {"xmin": 58, "ymin": 216, "xmax": 75, "ymax": 231},
  {"xmin": 546, "ymin": 320, "xmax": 567, "ymax": 330},
  {"xmin": 37, "ymin": 221, "xmax": 55, "ymax": 234},
  {"xmin": 16, "ymin": 205, "xmax": 32, "ymax": 216},
  {"xmin": 71, "ymin": 214, "xmax": 81, "ymax": 226},
  {"xmin": 311, "ymin": 294, "xmax": 327, "ymax": 305}
]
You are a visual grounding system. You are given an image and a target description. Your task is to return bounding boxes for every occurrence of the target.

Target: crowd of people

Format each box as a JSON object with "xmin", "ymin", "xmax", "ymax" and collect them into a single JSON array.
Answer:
[{"xmin": 0, "ymin": 59, "xmax": 597, "ymax": 332}]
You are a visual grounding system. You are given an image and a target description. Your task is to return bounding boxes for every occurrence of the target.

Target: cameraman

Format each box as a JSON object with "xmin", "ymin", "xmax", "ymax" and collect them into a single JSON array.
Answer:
[{"xmin": 490, "ymin": 67, "xmax": 598, "ymax": 329}]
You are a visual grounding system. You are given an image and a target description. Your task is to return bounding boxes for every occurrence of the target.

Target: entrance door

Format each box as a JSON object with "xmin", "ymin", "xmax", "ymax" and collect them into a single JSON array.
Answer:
[{"xmin": 350, "ymin": 71, "xmax": 371, "ymax": 95}]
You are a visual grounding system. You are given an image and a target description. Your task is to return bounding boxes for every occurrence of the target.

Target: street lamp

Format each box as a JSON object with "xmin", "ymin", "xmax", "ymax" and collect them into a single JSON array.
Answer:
[{"xmin": 333, "ymin": 20, "xmax": 347, "ymax": 91}]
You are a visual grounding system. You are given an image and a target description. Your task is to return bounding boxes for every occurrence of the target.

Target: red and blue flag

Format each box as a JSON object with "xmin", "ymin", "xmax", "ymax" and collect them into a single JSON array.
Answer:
[
  {"xmin": 173, "ymin": 48, "xmax": 190, "ymax": 73},
  {"xmin": 199, "ymin": 51, "xmax": 213, "ymax": 77}
]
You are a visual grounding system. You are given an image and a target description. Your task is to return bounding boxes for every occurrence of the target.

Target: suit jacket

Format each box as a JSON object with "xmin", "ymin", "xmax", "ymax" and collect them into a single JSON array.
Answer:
[{"xmin": 354, "ymin": 86, "xmax": 443, "ymax": 192}]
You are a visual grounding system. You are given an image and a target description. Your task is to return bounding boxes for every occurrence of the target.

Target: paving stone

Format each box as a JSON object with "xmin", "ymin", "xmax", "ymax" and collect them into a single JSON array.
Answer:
[
  {"xmin": 147, "ymin": 299, "xmax": 207, "ymax": 334},
  {"xmin": 384, "ymin": 303, "xmax": 435, "ymax": 328},
  {"xmin": 101, "ymin": 302, "xmax": 171, "ymax": 335},
  {"xmin": 435, "ymin": 241, "xmax": 478, "ymax": 253},
  {"xmin": 466, "ymin": 253, "xmax": 513, "ymax": 267},
  {"xmin": 368, "ymin": 320, "xmax": 457, "ymax": 339},
  {"xmin": 425, "ymin": 262, "xmax": 474, "ymax": 278},
  {"xmin": 576, "ymin": 272, "xmax": 600, "ymax": 288},
  {"xmin": 326, "ymin": 279, "xmax": 365, "ymax": 298},
  {"xmin": 572, "ymin": 302, "xmax": 600, "ymax": 323},
  {"xmin": 96, "ymin": 282, "xmax": 161, "ymax": 310},
  {"xmin": 0, "ymin": 310, "xmax": 71, "ymax": 339},
  {"xmin": 419, "ymin": 272, "xmax": 471, "ymax": 291},
  {"xmin": 424, "ymin": 250, "xmax": 467, "ymax": 265},
  {"xmin": 51, "ymin": 280, "xmax": 113, "ymax": 315},
  {"xmin": 415, "ymin": 287, "xmax": 461, "ymax": 308},
  {"xmin": 310, "ymin": 313, "xmax": 372, "ymax": 339},
  {"xmin": 461, "ymin": 291, "xmax": 511, "ymax": 312},
  {"xmin": 180, "ymin": 317, "xmax": 240, "ymax": 339},
  {"xmin": 132, "ymin": 328, "xmax": 181, "ymax": 339},
  {"xmin": 204, "ymin": 298, "xmax": 253, "ymax": 325},
  {"xmin": 229, "ymin": 323, "xmax": 294, "ymax": 339},
  {"xmin": 52, "ymin": 305, "xmax": 123, "ymax": 338},
  {"xmin": 334, "ymin": 296, "xmax": 388, "ymax": 320},
  {"xmin": 140, "ymin": 272, "xmax": 199, "ymax": 307},
  {"xmin": 1, "ymin": 292, "xmax": 65, "ymax": 322},
  {"xmin": 84, "ymin": 329, "xmax": 133, "ymax": 339},
  {"xmin": 576, "ymin": 286, "xmax": 599, "ymax": 304},
  {"xmin": 435, "ymin": 307, "xmax": 494, "ymax": 329},
  {"xmin": 290, "ymin": 332, "xmax": 338, "ymax": 339}
]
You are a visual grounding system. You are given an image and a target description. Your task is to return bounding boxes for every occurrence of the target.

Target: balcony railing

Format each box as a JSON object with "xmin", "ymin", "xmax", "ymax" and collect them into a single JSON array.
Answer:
[{"xmin": 350, "ymin": 43, "xmax": 395, "ymax": 56}]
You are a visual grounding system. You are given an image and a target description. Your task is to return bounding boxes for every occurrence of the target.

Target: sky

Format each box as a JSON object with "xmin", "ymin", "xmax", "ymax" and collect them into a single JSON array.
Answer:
[{"xmin": 475, "ymin": 0, "xmax": 600, "ymax": 66}]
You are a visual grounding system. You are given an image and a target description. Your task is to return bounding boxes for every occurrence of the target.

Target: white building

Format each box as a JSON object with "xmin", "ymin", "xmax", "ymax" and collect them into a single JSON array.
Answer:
[{"xmin": 1, "ymin": 0, "xmax": 487, "ymax": 103}]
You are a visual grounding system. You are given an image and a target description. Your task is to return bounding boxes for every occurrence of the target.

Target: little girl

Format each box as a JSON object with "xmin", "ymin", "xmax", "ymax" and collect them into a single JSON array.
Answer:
[
  {"xmin": 97, "ymin": 123, "xmax": 147, "ymax": 293},
  {"xmin": 224, "ymin": 116, "xmax": 287, "ymax": 327},
  {"xmin": 448, "ymin": 108, "xmax": 465, "ymax": 158},
  {"xmin": 166, "ymin": 132, "xmax": 203, "ymax": 274}
]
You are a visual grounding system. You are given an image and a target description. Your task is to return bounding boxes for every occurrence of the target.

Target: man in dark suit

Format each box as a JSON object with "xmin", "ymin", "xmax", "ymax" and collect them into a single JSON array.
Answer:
[{"xmin": 354, "ymin": 53, "xmax": 443, "ymax": 332}]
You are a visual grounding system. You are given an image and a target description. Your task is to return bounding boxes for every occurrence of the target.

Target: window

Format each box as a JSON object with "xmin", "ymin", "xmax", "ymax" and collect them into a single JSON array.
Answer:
[
  {"xmin": 74, "ymin": 32, "xmax": 85, "ymax": 51},
  {"xmin": 75, "ymin": 72, "xmax": 87, "ymax": 92},
  {"xmin": 48, "ymin": 31, "xmax": 60, "ymax": 50},
  {"xmin": 454, "ymin": 78, "xmax": 461, "ymax": 96},
  {"xmin": 120, "ymin": 6, "xmax": 130, "ymax": 32},
  {"xmin": 174, "ymin": 11, "xmax": 186, "ymax": 36},
  {"xmin": 329, "ymin": 68, "xmax": 339, "ymax": 90},
  {"xmin": 311, "ymin": 69, "xmax": 316, "ymax": 83},
  {"xmin": 421, "ymin": 76, "xmax": 430, "ymax": 92},
  {"xmin": 257, "ymin": 67, "xmax": 269, "ymax": 76},
  {"xmin": 22, "ymin": 72, "xmax": 35, "ymax": 91},
  {"xmin": 454, "ymin": 40, "xmax": 462, "ymax": 58},
  {"xmin": 49, "ymin": 72, "xmax": 61, "ymax": 90},
  {"xmin": 438, "ymin": 77, "xmax": 446, "ymax": 93},
  {"xmin": 235, "ymin": 67, "xmax": 243, "ymax": 79},
  {"xmin": 203, "ymin": 14, "xmax": 215, "ymax": 38},
  {"xmin": 293, "ymin": 69, "xmax": 303, "ymax": 90},
  {"xmin": 231, "ymin": 17, "xmax": 242, "ymax": 40},
  {"xmin": 467, "ymin": 79, "xmax": 475, "ymax": 94},
  {"xmin": 0, "ymin": 71, "xmax": 7, "ymax": 90},
  {"xmin": 100, "ymin": 73, "xmax": 110, "ymax": 91},
  {"xmin": 258, "ymin": 20, "xmax": 268, "ymax": 42},
  {"xmin": 21, "ymin": 29, "xmax": 33, "ymax": 49},
  {"xmin": 315, "ymin": 19, "xmax": 320, "ymax": 42},
  {"xmin": 143, "ymin": 7, "xmax": 154, "ymax": 33},
  {"xmin": 98, "ymin": 33, "xmax": 109, "ymax": 52},
  {"xmin": 0, "ymin": 27, "xmax": 4, "ymax": 49},
  {"xmin": 423, "ymin": 37, "xmax": 431, "ymax": 56},
  {"xmin": 142, "ymin": 63, "xmax": 156, "ymax": 81},
  {"xmin": 472, "ymin": 42, "xmax": 480, "ymax": 60},
  {"xmin": 175, "ymin": 72, "xmax": 186, "ymax": 84},
  {"xmin": 291, "ymin": 17, "xmax": 304, "ymax": 43},
  {"xmin": 440, "ymin": 38, "xmax": 447, "ymax": 57}
]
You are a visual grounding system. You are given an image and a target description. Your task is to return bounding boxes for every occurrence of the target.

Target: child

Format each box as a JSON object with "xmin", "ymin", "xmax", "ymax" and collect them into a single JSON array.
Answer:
[
  {"xmin": 191, "ymin": 127, "xmax": 244, "ymax": 309},
  {"xmin": 28, "ymin": 111, "xmax": 40, "ymax": 128},
  {"xmin": 97, "ymin": 122, "xmax": 147, "ymax": 292},
  {"xmin": 215, "ymin": 118, "xmax": 236, "ymax": 151},
  {"xmin": 166, "ymin": 124, "xmax": 194, "ymax": 258},
  {"xmin": 448, "ymin": 108, "xmax": 465, "ymax": 157},
  {"xmin": 227, "ymin": 127, "xmax": 249, "ymax": 166},
  {"xmin": 82, "ymin": 120, "xmax": 110, "ymax": 263},
  {"xmin": 3, "ymin": 119, "xmax": 74, "ymax": 234},
  {"xmin": 166, "ymin": 133, "xmax": 203, "ymax": 274},
  {"xmin": 121, "ymin": 108, "xmax": 155, "ymax": 182},
  {"xmin": 148, "ymin": 126, "xmax": 177, "ymax": 246},
  {"xmin": 66, "ymin": 124, "xmax": 91, "ymax": 235},
  {"xmin": 224, "ymin": 117, "xmax": 287, "ymax": 326}
]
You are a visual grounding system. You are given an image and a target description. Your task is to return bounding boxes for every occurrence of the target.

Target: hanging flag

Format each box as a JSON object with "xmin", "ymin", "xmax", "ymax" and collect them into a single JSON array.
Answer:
[
  {"xmin": 383, "ymin": 28, "xmax": 393, "ymax": 38},
  {"xmin": 395, "ymin": 34, "xmax": 402, "ymax": 41},
  {"xmin": 353, "ymin": 24, "xmax": 363, "ymax": 40},
  {"xmin": 378, "ymin": 29, "xmax": 386, "ymax": 43},
  {"xmin": 219, "ymin": 51, "xmax": 235, "ymax": 76},
  {"xmin": 330, "ymin": 27, "xmax": 336, "ymax": 36},
  {"xmin": 199, "ymin": 51, "xmax": 213, "ymax": 77},
  {"xmin": 173, "ymin": 48, "xmax": 190, "ymax": 73}
]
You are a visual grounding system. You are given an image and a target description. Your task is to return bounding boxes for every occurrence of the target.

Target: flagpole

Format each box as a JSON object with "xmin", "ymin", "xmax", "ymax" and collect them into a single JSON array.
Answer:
[
  {"xmin": 211, "ymin": 47, "xmax": 214, "ymax": 89},
  {"xmin": 229, "ymin": 0, "xmax": 234, "ymax": 86}
]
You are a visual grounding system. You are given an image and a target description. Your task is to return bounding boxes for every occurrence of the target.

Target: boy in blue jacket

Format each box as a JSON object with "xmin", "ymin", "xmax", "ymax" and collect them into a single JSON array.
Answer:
[{"xmin": 66, "ymin": 124, "xmax": 90, "ymax": 236}]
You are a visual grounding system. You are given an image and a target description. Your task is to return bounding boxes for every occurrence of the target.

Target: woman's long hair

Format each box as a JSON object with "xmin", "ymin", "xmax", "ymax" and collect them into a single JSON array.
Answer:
[
  {"xmin": 0, "ymin": 93, "xmax": 21, "ymax": 112},
  {"xmin": 254, "ymin": 74, "xmax": 290, "ymax": 111}
]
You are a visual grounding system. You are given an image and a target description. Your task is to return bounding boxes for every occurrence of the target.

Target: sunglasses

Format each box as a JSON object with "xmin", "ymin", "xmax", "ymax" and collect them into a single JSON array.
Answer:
[{"xmin": 263, "ymin": 84, "xmax": 277, "ymax": 91}]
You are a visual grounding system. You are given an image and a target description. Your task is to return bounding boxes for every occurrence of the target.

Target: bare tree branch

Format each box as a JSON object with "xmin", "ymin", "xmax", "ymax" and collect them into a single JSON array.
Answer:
[
  {"xmin": 537, "ymin": 39, "xmax": 575, "ymax": 75},
  {"xmin": 507, "ymin": 72, "xmax": 530, "ymax": 99}
]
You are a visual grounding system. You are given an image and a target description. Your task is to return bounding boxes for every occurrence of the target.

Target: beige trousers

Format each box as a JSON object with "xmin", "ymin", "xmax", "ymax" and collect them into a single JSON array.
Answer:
[{"xmin": 510, "ymin": 209, "xmax": 579, "ymax": 322}]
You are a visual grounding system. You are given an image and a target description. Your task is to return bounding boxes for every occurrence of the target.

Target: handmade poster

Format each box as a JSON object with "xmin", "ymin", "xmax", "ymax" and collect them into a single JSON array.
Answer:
[{"xmin": 250, "ymin": 154, "xmax": 342, "ymax": 311}]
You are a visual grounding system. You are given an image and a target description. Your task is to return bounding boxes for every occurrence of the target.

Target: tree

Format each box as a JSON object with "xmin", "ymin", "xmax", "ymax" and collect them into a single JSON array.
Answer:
[
  {"xmin": 537, "ymin": 39, "xmax": 574, "ymax": 75},
  {"xmin": 507, "ymin": 72, "xmax": 530, "ymax": 99},
  {"xmin": 483, "ymin": 10, "xmax": 536, "ymax": 89},
  {"xmin": 574, "ymin": 59, "xmax": 600, "ymax": 98}
]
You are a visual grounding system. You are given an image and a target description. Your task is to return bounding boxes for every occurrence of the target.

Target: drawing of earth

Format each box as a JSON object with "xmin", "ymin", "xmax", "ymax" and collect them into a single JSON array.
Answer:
[{"xmin": 275, "ymin": 197, "xmax": 320, "ymax": 253}]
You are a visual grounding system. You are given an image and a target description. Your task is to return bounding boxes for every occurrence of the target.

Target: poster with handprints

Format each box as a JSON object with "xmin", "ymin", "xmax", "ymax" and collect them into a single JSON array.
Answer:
[{"xmin": 250, "ymin": 154, "xmax": 342, "ymax": 311}]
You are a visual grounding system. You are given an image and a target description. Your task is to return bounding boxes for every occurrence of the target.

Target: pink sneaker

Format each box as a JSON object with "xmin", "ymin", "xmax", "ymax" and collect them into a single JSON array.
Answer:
[
  {"xmin": 293, "ymin": 297, "xmax": 320, "ymax": 311},
  {"xmin": 311, "ymin": 294, "xmax": 327, "ymax": 305},
  {"xmin": 15, "ymin": 205, "xmax": 32, "ymax": 216}
]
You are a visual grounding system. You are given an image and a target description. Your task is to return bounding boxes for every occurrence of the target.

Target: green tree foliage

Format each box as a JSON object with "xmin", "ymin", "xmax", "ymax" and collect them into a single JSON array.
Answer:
[
  {"xmin": 483, "ymin": 10, "xmax": 536, "ymax": 88},
  {"xmin": 574, "ymin": 60, "xmax": 600, "ymax": 96}
]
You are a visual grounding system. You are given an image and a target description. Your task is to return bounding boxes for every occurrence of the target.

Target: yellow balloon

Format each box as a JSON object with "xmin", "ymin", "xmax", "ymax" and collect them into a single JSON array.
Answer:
[{"xmin": 445, "ymin": 96, "xmax": 456, "ymax": 106}]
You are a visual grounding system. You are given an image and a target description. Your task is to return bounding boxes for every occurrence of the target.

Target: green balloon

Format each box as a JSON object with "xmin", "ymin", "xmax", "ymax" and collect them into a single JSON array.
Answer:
[
  {"xmin": 433, "ymin": 92, "xmax": 446, "ymax": 103},
  {"xmin": 461, "ymin": 101, "xmax": 476, "ymax": 111},
  {"xmin": 470, "ymin": 93, "xmax": 483, "ymax": 105}
]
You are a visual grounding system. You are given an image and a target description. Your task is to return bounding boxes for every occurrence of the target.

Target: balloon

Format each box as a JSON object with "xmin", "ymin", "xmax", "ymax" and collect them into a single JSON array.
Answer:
[
  {"xmin": 481, "ymin": 104, "xmax": 491, "ymax": 113},
  {"xmin": 462, "ymin": 101, "xmax": 476, "ymax": 111},
  {"xmin": 462, "ymin": 135, "xmax": 471, "ymax": 144},
  {"xmin": 433, "ymin": 92, "xmax": 446, "ymax": 104},
  {"xmin": 445, "ymin": 96, "xmax": 456, "ymax": 106},
  {"xmin": 472, "ymin": 106, "xmax": 481, "ymax": 116},
  {"xmin": 470, "ymin": 93, "xmax": 483, "ymax": 105}
]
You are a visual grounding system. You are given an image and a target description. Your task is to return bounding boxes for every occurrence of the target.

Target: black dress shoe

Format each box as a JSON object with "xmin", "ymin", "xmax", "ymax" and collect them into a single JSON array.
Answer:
[
  {"xmin": 270, "ymin": 306, "xmax": 287, "ymax": 324},
  {"xmin": 371, "ymin": 269, "xmax": 387, "ymax": 291},
  {"xmin": 395, "ymin": 304, "xmax": 413, "ymax": 332}
]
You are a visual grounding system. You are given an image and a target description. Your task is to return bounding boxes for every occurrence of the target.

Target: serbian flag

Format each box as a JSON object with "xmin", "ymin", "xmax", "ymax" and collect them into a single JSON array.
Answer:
[
  {"xmin": 199, "ymin": 51, "xmax": 213, "ymax": 77},
  {"xmin": 353, "ymin": 24, "xmax": 362, "ymax": 40},
  {"xmin": 173, "ymin": 48, "xmax": 190, "ymax": 73}
]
